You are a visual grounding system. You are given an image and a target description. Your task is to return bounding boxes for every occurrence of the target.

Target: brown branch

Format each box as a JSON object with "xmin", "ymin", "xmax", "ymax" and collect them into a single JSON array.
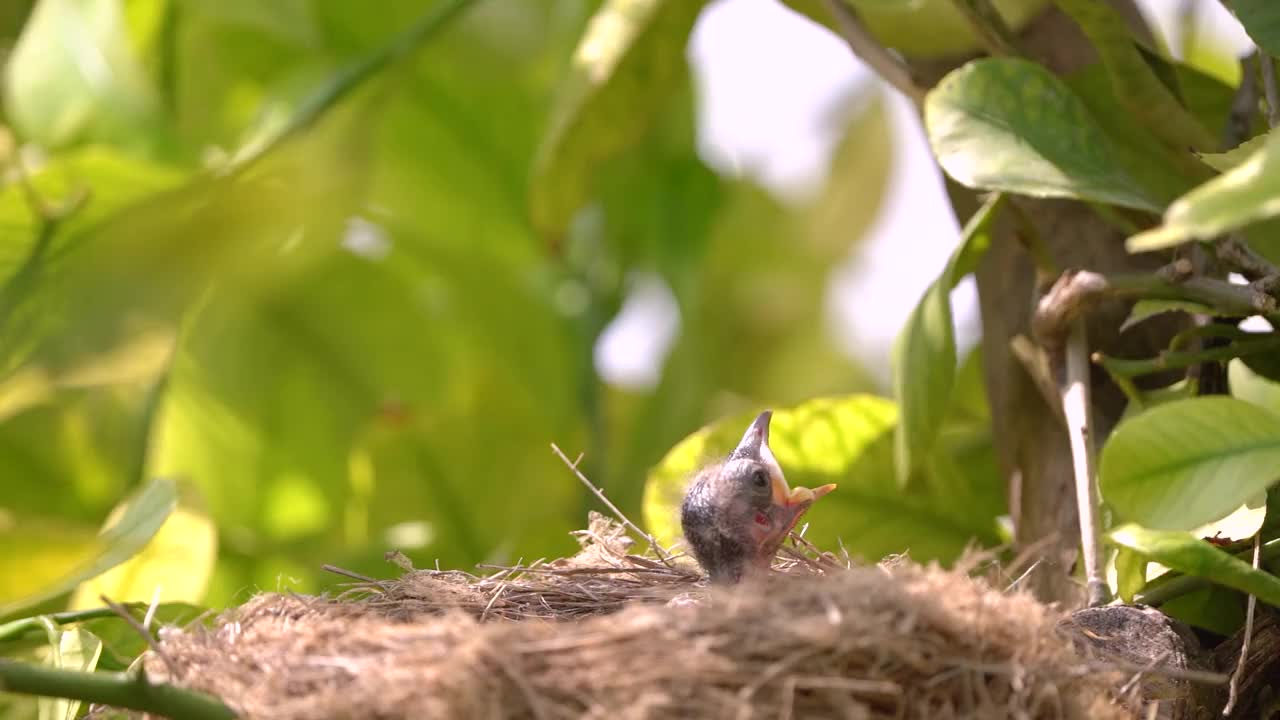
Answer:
[
  {"xmin": 949, "ymin": 0, "xmax": 1021, "ymax": 56},
  {"xmin": 1224, "ymin": 533, "xmax": 1262, "ymax": 716},
  {"xmin": 820, "ymin": 0, "xmax": 926, "ymax": 106},
  {"xmin": 100, "ymin": 595, "xmax": 178, "ymax": 681},
  {"xmin": 550, "ymin": 443, "xmax": 674, "ymax": 563}
]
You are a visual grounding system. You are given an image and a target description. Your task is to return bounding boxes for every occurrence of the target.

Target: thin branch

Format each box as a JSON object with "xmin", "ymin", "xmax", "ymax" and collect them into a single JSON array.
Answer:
[
  {"xmin": 1224, "ymin": 532, "xmax": 1262, "ymax": 716},
  {"xmin": 1224, "ymin": 54, "xmax": 1259, "ymax": 149},
  {"xmin": 949, "ymin": 0, "xmax": 1021, "ymax": 57},
  {"xmin": 0, "ymin": 661, "xmax": 235, "ymax": 719},
  {"xmin": 1033, "ymin": 268, "xmax": 1275, "ymax": 346},
  {"xmin": 100, "ymin": 595, "xmax": 177, "ymax": 681},
  {"xmin": 1094, "ymin": 336, "xmax": 1280, "ymax": 378},
  {"xmin": 1261, "ymin": 54, "xmax": 1280, "ymax": 129},
  {"xmin": 550, "ymin": 443, "xmax": 673, "ymax": 563},
  {"xmin": 1059, "ymin": 320, "xmax": 1109, "ymax": 607},
  {"xmin": 0, "ymin": 605, "xmax": 146, "ymax": 644},
  {"xmin": 820, "ymin": 0, "xmax": 926, "ymax": 106},
  {"xmin": 227, "ymin": 0, "xmax": 477, "ymax": 172}
]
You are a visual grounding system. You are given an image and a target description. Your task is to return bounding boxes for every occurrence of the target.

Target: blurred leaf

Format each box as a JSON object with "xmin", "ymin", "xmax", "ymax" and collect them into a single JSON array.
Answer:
[
  {"xmin": 36, "ymin": 626, "xmax": 101, "ymax": 720},
  {"xmin": 1129, "ymin": 131, "xmax": 1280, "ymax": 252},
  {"xmin": 1114, "ymin": 546, "xmax": 1146, "ymax": 602},
  {"xmin": 1231, "ymin": 1, "xmax": 1280, "ymax": 58},
  {"xmin": 643, "ymin": 395, "xmax": 1003, "ymax": 565},
  {"xmin": 70, "ymin": 495, "xmax": 217, "ymax": 608},
  {"xmin": 892, "ymin": 193, "xmax": 1001, "ymax": 486},
  {"xmin": 1119, "ymin": 299, "xmax": 1212, "ymax": 332},
  {"xmin": 1111, "ymin": 523, "xmax": 1280, "ymax": 607},
  {"xmin": 1100, "ymin": 397, "xmax": 1280, "ymax": 530},
  {"xmin": 0, "ymin": 478, "xmax": 176, "ymax": 615},
  {"xmin": 4, "ymin": 0, "xmax": 163, "ymax": 149},
  {"xmin": 925, "ymin": 58, "xmax": 1158, "ymax": 211},
  {"xmin": 530, "ymin": 0, "xmax": 707, "ymax": 241},
  {"xmin": 1199, "ymin": 130, "xmax": 1271, "ymax": 173},
  {"xmin": 1055, "ymin": 0, "xmax": 1216, "ymax": 152}
]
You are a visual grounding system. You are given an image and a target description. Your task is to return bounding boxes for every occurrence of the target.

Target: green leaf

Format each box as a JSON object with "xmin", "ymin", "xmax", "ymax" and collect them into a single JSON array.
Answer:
[
  {"xmin": 1129, "ymin": 131, "xmax": 1280, "ymax": 252},
  {"xmin": 0, "ymin": 478, "xmax": 177, "ymax": 615},
  {"xmin": 1192, "ymin": 492, "xmax": 1266, "ymax": 543},
  {"xmin": 1054, "ymin": 0, "xmax": 1216, "ymax": 153},
  {"xmin": 1119, "ymin": 299, "xmax": 1212, "ymax": 332},
  {"xmin": 529, "ymin": 0, "xmax": 708, "ymax": 242},
  {"xmin": 1161, "ymin": 585, "xmax": 1245, "ymax": 636},
  {"xmin": 1198, "ymin": 130, "xmax": 1272, "ymax": 173},
  {"xmin": 1113, "ymin": 546, "xmax": 1147, "ymax": 603},
  {"xmin": 36, "ymin": 626, "xmax": 103, "ymax": 720},
  {"xmin": 643, "ymin": 395, "xmax": 1003, "ymax": 565},
  {"xmin": 4, "ymin": 0, "xmax": 163, "ymax": 149},
  {"xmin": 925, "ymin": 58, "xmax": 1158, "ymax": 211},
  {"xmin": 892, "ymin": 193, "xmax": 1001, "ymax": 486},
  {"xmin": 1111, "ymin": 523, "xmax": 1280, "ymax": 607},
  {"xmin": 70, "ymin": 499, "xmax": 218, "ymax": 609},
  {"xmin": 1099, "ymin": 397, "xmax": 1280, "ymax": 530},
  {"xmin": 1231, "ymin": 1, "xmax": 1280, "ymax": 58}
]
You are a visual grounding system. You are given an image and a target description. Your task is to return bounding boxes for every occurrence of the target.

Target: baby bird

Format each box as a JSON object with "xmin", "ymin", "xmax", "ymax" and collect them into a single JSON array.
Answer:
[{"xmin": 680, "ymin": 411, "xmax": 836, "ymax": 582}]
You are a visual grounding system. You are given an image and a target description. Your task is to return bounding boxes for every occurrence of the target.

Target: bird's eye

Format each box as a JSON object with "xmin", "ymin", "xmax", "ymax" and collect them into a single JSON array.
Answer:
[{"xmin": 752, "ymin": 470, "xmax": 768, "ymax": 488}]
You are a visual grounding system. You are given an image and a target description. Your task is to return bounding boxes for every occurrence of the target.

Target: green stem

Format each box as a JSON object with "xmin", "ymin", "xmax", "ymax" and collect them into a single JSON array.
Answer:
[
  {"xmin": 229, "ymin": 0, "xmax": 478, "ymax": 171},
  {"xmin": 0, "ymin": 661, "xmax": 235, "ymax": 719},
  {"xmin": 1094, "ymin": 337, "xmax": 1280, "ymax": 377},
  {"xmin": 0, "ymin": 606, "xmax": 145, "ymax": 643}
]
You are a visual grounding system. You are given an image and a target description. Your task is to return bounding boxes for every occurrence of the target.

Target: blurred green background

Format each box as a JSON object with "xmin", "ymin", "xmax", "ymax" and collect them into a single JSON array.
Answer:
[{"xmin": 0, "ymin": 0, "xmax": 899, "ymax": 613}]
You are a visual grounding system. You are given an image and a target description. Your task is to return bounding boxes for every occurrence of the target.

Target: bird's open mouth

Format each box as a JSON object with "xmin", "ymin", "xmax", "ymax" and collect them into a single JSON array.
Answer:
[{"xmin": 770, "ymin": 475, "xmax": 837, "ymax": 509}]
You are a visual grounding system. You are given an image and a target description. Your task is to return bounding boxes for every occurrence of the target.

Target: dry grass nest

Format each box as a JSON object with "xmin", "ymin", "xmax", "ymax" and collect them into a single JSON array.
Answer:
[{"xmin": 145, "ymin": 514, "xmax": 1144, "ymax": 719}]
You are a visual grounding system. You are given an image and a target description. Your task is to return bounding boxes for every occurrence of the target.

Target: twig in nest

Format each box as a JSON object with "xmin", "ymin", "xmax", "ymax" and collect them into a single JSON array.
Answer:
[
  {"xmin": 550, "ymin": 442, "xmax": 674, "ymax": 564},
  {"xmin": 100, "ymin": 594, "xmax": 179, "ymax": 680},
  {"xmin": 1224, "ymin": 532, "xmax": 1262, "ymax": 716},
  {"xmin": 820, "ymin": 0, "xmax": 926, "ymax": 105}
]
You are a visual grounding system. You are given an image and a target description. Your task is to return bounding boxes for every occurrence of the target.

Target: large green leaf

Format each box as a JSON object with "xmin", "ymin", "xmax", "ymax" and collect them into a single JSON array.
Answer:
[
  {"xmin": 891, "ymin": 193, "xmax": 1001, "ymax": 486},
  {"xmin": 1232, "ymin": 1, "xmax": 1280, "ymax": 58},
  {"xmin": 1099, "ymin": 397, "xmax": 1280, "ymax": 530},
  {"xmin": 529, "ymin": 0, "xmax": 707, "ymax": 242},
  {"xmin": 1129, "ymin": 130, "xmax": 1280, "ymax": 252},
  {"xmin": 925, "ymin": 58, "xmax": 1158, "ymax": 211},
  {"xmin": 0, "ymin": 478, "xmax": 176, "ymax": 615},
  {"xmin": 643, "ymin": 395, "xmax": 1003, "ymax": 564},
  {"xmin": 1111, "ymin": 523, "xmax": 1280, "ymax": 607}
]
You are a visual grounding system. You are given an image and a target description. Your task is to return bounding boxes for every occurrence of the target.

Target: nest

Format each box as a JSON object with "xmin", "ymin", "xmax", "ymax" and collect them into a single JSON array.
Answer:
[{"xmin": 143, "ymin": 515, "xmax": 1139, "ymax": 719}]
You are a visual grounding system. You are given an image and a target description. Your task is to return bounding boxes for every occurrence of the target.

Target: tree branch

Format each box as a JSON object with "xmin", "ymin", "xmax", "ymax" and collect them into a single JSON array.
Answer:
[
  {"xmin": 1058, "ymin": 320, "xmax": 1109, "ymax": 607},
  {"xmin": 0, "ymin": 661, "xmax": 235, "ymax": 720},
  {"xmin": 820, "ymin": 0, "xmax": 926, "ymax": 106},
  {"xmin": 1094, "ymin": 336, "xmax": 1280, "ymax": 377},
  {"xmin": 949, "ymin": 0, "xmax": 1021, "ymax": 57}
]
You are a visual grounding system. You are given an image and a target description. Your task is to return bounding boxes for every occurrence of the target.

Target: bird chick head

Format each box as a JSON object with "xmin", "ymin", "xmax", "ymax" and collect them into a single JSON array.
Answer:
[{"xmin": 679, "ymin": 410, "xmax": 837, "ymax": 582}]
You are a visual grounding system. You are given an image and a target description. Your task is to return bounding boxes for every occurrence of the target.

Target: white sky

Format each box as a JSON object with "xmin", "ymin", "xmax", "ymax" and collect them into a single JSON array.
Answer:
[{"xmin": 595, "ymin": 0, "xmax": 1253, "ymax": 390}]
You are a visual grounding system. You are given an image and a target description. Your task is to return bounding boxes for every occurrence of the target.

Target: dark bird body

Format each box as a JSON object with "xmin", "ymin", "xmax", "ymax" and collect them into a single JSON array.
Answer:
[{"xmin": 680, "ymin": 411, "xmax": 836, "ymax": 582}]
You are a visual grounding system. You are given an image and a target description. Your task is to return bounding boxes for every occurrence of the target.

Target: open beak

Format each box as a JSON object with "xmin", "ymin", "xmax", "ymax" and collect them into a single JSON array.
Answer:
[{"xmin": 736, "ymin": 410, "xmax": 838, "ymax": 519}]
